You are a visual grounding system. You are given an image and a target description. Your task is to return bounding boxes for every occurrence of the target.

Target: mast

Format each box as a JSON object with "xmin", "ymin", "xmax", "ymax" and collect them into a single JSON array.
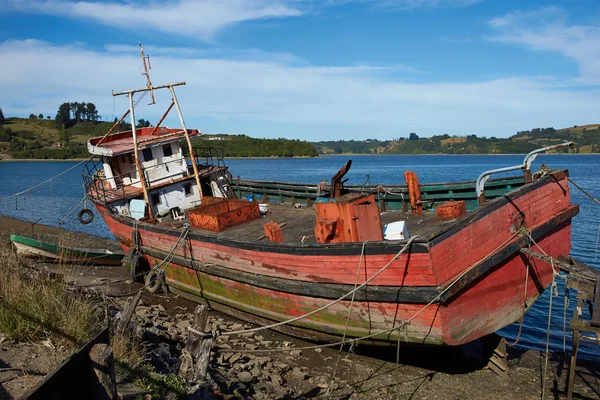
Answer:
[
  {"xmin": 139, "ymin": 43, "xmax": 155, "ymax": 105},
  {"xmin": 169, "ymin": 85, "xmax": 203, "ymax": 202},
  {"xmin": 128, "ymin": 92, "xmax": 153, "ymax": 220}
]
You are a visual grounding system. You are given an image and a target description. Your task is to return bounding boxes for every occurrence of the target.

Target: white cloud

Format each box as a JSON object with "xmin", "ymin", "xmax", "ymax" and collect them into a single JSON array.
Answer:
[
  {"xmin": 1, "ymin": 40, "xmax": 599, "ymax": 140},
  {"xmin": 6, "ymin": 0, "xmax": 302, "ymax": 40},
  {"xmin": 326, "ymin": 0, "xmax": 481, "ymax": 10},
  {"xmin": 488, "ymin": 7, "xmax": 600, "ymax": 84}
]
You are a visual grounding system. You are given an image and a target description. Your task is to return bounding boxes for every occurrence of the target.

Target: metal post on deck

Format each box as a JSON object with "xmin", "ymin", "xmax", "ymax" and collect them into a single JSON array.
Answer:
[
  {"xmin": 169, "ymin": 85, "xmax": 203, "ymax": 202},
  {"xmin": 128, "ymin": 92, "xmax": 153, "ymax": 220}
]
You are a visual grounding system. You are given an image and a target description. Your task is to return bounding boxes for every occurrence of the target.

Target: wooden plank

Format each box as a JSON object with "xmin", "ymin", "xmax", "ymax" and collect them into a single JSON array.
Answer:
[
  {"xmin": 592, "ymin": 278, "xmax": 600, "ymax": 327},
  {"xmin": 22, "ymin": 328, "xmax": 110, "ymax": 400},
  {"xmin": 89, "ymin": 344, "xmax": 118, "ymax": 400}
]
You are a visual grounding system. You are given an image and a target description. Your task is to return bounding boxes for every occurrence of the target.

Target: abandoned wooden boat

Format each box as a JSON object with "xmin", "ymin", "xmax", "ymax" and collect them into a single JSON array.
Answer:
[
  {"xmin": 9, "ymin": 234, "xmax": 124, "ymax": 266},
  {"xmin": 82, "ymin": 80, "xmax": 578, "ymax": 346}
]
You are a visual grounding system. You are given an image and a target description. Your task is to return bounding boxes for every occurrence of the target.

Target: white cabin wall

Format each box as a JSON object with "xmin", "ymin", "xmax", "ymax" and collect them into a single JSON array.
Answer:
[
  {"xmin": 142, "ymin": 142, "xmax": 188, "ymax": 186},
  {"xmin": 115, "ymin": 153, "xmax": 139, "ymax": 187},
  {"xmin": 148, "ymin": 181, "xmax": 201, "ymax": 217},
  {"xmin": 102, "ymin": 156, "xmax": 117, "ymax": 189}
]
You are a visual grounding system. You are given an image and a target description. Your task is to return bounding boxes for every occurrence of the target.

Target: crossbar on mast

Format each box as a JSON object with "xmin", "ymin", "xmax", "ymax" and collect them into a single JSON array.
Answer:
[{"xmin": 112, "ymin": 82, "xmax": 186, "ymax": 97}]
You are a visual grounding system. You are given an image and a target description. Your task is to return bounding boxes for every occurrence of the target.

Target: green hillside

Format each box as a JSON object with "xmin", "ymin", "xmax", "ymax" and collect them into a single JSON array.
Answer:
[
  {"xmin": 0, "ymin": 115, "xmax": 318, "ymax": 159},
  {"xmin": 312, "ymin": 126, "xmax": 600, "ymax": 155}
]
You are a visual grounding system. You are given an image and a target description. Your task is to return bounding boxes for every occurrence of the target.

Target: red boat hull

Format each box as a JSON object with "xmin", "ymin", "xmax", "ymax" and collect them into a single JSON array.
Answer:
[{"xmin": 94, "ymin": 170, "xmax": 576, "ymax": 345}]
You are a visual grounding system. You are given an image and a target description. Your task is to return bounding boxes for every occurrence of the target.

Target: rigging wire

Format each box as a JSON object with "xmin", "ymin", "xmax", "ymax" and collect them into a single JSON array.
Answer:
[{"xmin": 0, "ymin": 157, "xmax": 91, "ymax": 201}]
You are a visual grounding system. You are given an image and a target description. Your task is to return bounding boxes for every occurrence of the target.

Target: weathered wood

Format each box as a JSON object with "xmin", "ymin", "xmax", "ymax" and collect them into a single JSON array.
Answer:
[
  {"xmin": 21, "ymin": 328, "xmax": 110, "ymax": 400},
  {"xmin": 195, "ymin": 337, "xmax": 213, "ymax": 379},
  {"xmin": 117, "ymin": 289, "xmax": 143, "ymax": 334},
  {"xmin": 592, "ymin": 278, "xmax": 600, "ymax": 327},
  {"xmin": 89, "ymin": 343, "xmax": 117, "ymax": 400},
  {"xmin": 180, "ymin": 305, "xmax": 212, "ymax": 381}
]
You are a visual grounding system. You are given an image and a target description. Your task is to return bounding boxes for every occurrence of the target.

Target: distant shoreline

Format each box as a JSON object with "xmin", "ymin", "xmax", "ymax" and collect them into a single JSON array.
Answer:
[{"xmin": 0, "ymin": 153, "xmax": 598, "ymax": 163}]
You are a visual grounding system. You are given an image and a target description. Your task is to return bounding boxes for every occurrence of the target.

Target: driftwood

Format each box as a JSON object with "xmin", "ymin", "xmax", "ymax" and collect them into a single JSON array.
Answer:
[
  {"xmin": 179, "ymin": 305, "xmax": 213, "ymax": 381},
  {"xmin": 117, "ymin": 289, "xmax": 143, "ymax": 334},
  {"xmin": 89, "ymin": 343, "xmax": 118, "ymax": 400}
]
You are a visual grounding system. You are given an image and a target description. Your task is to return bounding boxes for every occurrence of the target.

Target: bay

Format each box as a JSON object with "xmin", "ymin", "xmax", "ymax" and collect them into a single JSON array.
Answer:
[{"xmin": 1, "ymin": 154, "xmax": 599, "ymax": 359}]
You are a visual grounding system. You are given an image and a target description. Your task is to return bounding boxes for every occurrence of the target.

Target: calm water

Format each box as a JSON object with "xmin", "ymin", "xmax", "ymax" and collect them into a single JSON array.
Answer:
[{"xmin": 1, "ymin": 155, "xmax": 599, "ymax": 359}]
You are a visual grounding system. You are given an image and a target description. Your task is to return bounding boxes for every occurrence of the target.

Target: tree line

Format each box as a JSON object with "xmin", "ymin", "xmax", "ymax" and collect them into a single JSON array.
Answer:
[{"xmin": 55, "ymin": 102, "xmax": 100, "ymax": 128}]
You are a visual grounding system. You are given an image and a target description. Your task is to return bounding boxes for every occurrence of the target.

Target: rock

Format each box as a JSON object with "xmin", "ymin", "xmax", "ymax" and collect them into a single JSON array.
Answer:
[
  {"xmin": 175, "ymin": 320, "xmax": 191, "ymax": 330},
  {"xmin": 229, "ymin": 353, "xmax": 243, "ymax": 364},
  {"xmin": 244, "ymin": 343, "xmax": 257, "ymax": 350},
  {"xmin": 254, "ymin": 334, "xmax": 264, "ymax": 342},
  {"xmin": 259, "ymin": 340, "xmax": 273, "ymax": 347},
  {"xmin": 230, "ymin": 323, "xmax": 243, "ymax": 331},
  {"xmin": 289, "ymin": 350, "xmax": 302, "ymax": 357},
  {"xmin": 269, "ymin": 374, "xmax": 286, "ymax": 386},
  {"xmin": 314, "ymin": 348, "xmax": 323, "ymax": 353},
  {"xmin": 155, "ymin": 304, "xmax": 166, "ymax": 312},
  {"xmin": 272, "ymin": 361, "xmax": 289, "ymax": 372},
  {"xmin": 255, "ymin": 357, "xmax": 271, "ymax": 367},
  {"xmin": 237, "ymin": 371, "xmax": 253, "ymax": 384},
  {"xmin": 288, "ymin": 367, "xmax": 309, "ymax": 381}
]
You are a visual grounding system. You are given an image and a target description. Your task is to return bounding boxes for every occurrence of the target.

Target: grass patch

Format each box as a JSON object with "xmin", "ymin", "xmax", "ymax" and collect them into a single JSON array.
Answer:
[{"xmin": 0, "ymin": 240, "xmax": 101, "ymax": 345}]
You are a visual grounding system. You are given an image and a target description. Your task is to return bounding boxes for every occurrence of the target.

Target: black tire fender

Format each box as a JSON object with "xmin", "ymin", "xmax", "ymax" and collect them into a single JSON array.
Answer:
[
  {"xmin": 129, "ymin": 253, "xmax": 149, "ymax": 283},
  {"xmin": 145, "ymin": 269, "xmax": 164, "ymax": 293},
  {"xmin": 77, "ymin": 208, "xmax": 94, "ymax": 224}
]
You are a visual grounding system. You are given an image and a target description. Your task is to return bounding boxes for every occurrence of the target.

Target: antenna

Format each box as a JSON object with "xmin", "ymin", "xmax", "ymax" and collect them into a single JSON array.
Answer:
[{"xmin": 139, "ymin": 42, "xmax": 155, "ymax": 105}]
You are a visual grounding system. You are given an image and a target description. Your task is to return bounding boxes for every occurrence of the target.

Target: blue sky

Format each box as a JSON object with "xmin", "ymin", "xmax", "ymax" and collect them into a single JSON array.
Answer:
[{"xmin": 2, "ymin": 0, "xmax": 600, "ymax": 141}]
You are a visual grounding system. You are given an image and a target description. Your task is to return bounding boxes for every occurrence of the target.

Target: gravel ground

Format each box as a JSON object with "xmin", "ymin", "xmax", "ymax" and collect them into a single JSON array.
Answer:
[{"xmin": 0, "ymin": 215, "xmax": 598, "ymax": 399}]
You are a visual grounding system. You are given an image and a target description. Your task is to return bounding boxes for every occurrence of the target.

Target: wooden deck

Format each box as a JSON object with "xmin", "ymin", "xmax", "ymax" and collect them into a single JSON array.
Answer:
[{"xmin": 161, "ymin": 202, "xmax": 455, "ymax": 245}]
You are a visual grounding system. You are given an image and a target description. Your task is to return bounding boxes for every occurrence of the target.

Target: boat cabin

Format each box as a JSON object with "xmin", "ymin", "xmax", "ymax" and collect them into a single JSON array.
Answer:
[{"xmin": 84, "ymin": 126, "xmax": 232, "ymax": 221}]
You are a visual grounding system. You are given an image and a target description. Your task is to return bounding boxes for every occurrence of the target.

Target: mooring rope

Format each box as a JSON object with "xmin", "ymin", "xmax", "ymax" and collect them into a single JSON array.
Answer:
[
  {"xmin": 568, "ymin": 177, "xmax": 600, "ymax": 207},
  {"xmin": 209, "ymin": 230, "xmax": 522, "ymax": 351},
  {"xmin": 70, "ymin": 225, "xmax": 190, "ymax": 290},
  {"xmin": 327, "ymin": 240, "xmax": 369, "ymax": 396},
  {"xmin": 526, "ymin": 232, "xmax": 560, "ymax": 400},
  {"xmin": 190, "ymin": 236, "xmax": 419, "ymax": 339},
  {"xmin": 0, "ymin": 157, "xmax": 92, "ymax": 202},
  {"xmin": 505, "ymin": 259, "xmax": 530, "ymax": 348}
]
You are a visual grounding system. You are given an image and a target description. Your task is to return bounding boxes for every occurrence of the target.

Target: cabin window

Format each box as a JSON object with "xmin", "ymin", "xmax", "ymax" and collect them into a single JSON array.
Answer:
[
  {"xmin": 120, "ymin": 154, "xmax": 126, "ymax": 163},
  {"xmin": 163, "ymin": 144, "xmax": 173, "ymax": 157},
  {"xmin": 184, "ymin": 183, "xmax": 193, "ymax": 197},
  {"xmin": 151, "ymin": 193, "xmax": 161, "ymax": 205},
  {"xmin": 142, "ymin": 148, "xmax": 154, "ymax": 161}
]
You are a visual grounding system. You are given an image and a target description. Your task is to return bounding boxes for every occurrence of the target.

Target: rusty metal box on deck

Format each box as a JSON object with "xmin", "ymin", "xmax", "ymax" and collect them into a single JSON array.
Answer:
[
  {"xmin": 436, "ymin": 200, "xmax": 467, "ymax": 220},
  {"xmin": 314, "ymin": 193, "xmax": 383, "ymax": 243},
  {"xmin": 188, "ymin": 197, "xmax": 260, "ymax": 232}
]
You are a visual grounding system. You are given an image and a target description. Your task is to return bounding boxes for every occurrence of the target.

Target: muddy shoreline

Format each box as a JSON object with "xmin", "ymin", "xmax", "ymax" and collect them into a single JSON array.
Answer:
[{"xmin": 0, "ymin": 215, "xmax": 598, "ymax": 399}]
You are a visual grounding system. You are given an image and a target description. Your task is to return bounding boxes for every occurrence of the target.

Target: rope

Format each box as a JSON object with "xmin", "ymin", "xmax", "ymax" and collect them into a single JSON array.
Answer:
[
  {"xmin": 57, "ymin": 196, "xmax": 86, "ymax": 225},
  {"xmin": 377, "ymin": 185, "xmax": 405, "ymax": 200},
  {"xmin": 191, "ymin": 236, "xmax": 419, "ymax": 339},
  {"xmin": 505, "ymin": 260, "xmax": 530, "ymax": 347},
  {"xmin": 526, "ymin": 232, "xmax": 557, "ymax": 400},
  {"xmin": 327, "ymin": 240, "xmax": 368, "ymax": 396},
  {"xmin": 211, "ymin": 231, "xmax": 522, "ymax": 352},
  {"xmin": 596, "ymin": 222, "xmax": 600, "ymax": 260},
  {"xmin": 568, "ymin": 177, "xmax": 600, "ymax": 206},
  {"xmin": 0, "ymin": 157, "xmax": 91, "ymax": 201},
  {"xmin": 70, "ymin": 224, "xmax": 190, "ymax": 289}
]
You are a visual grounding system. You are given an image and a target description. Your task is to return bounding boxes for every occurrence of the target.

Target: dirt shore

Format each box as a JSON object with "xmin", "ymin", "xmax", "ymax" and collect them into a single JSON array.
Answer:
[{"xmin": 0, "ymin": 215, "xmax": 598, "ymax": 399}]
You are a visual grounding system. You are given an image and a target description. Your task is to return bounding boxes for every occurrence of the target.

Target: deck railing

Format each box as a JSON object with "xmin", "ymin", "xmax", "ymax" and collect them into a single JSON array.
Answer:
[{"xmin": 82, "ymin": 147, "xmax": 227, "ymax": 204}]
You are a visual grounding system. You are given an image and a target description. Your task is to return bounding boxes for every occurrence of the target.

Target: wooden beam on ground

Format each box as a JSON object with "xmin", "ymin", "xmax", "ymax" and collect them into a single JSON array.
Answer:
[
  {"xmin": 117, "ymin": 289, "xmax": 143, "ymax": 334},
  {"xmin": 89, "ymin": 344, "xmax": 118, "ymax": 400}
]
